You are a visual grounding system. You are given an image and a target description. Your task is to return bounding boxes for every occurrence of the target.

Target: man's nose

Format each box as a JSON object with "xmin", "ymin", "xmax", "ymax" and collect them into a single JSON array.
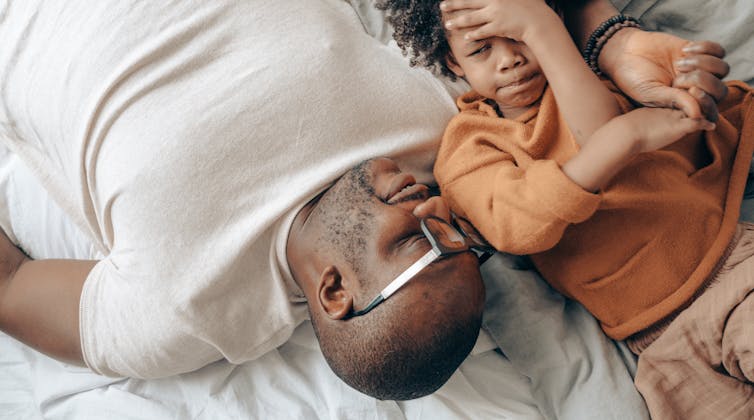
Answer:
[
  {"xmin": 496, "ymin": 41, "xmax": 525, "ymax": 72},
  {"xmin": 413, "ymin": 196, "xmax": 452, "ymax": 223}
]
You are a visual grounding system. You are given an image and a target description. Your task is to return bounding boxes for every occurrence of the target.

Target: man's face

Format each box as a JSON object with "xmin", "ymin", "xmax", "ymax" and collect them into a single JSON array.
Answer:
[
  {"xmin": 290, "ymin": 157, "xmax": 485, "ymax": 317},
  {"xmin": 443, "ymin": 10, "xmax": 547, "ymax": 118}
]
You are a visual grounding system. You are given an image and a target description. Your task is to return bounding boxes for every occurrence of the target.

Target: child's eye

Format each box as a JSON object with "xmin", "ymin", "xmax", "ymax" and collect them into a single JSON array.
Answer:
[{"xmin": 469, "ymin": 44, "xmax": 490, "ymax": 56}]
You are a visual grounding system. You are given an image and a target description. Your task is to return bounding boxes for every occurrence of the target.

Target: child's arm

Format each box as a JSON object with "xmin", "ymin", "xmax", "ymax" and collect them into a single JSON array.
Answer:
[
  {"xmin": 436, "ymin": 106, "xmax": 713, "ymax": 254},
  {"xmin": 0, "ymin": 229, "xmax": 92, "ymax": 365},
  {"xmin": 442, "ymin": 0, "xmax": 621, "ymax": 144},
  {"xmin": 562, "ymin": 107, "xmax": 714, "ymax": 191}
]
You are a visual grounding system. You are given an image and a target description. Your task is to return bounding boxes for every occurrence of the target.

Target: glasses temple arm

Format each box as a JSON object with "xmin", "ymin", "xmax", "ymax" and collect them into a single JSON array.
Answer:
[
  {"xmin": 380, "ymin": 249, "xmax": 439, "ymax": 299},
  {"xmin": 348, "ymin": 294, "xmax": 385, "ymax": 317}
]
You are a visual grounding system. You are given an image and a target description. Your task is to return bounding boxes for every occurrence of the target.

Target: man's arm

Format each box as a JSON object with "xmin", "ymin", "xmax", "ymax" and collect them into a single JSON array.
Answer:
[
  {"xmin": 0, "ymin": 229, "xmax": 92, "ymax": 365},
  {"xmin": 562, "ymin": 0, "xmax": 617, "ymax": 50},
  {"xmin": 563, "ymin": 0, "xmax": 729, "ymax": 122}
]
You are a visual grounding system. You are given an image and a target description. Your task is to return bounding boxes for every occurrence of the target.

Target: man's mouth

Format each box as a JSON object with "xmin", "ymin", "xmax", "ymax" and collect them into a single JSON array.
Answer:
[{"xmin": 385, "ymin": 174, "xmax": 430, "ymax": 204}]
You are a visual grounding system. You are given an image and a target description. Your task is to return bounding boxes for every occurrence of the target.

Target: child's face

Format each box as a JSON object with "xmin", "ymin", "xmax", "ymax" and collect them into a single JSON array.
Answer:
[{"xmin": 443, "ymin": 13, "xmax": 546, "ymax": 117}]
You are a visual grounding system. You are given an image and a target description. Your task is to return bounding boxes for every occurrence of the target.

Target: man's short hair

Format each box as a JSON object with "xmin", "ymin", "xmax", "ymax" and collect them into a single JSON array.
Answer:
[{"xmin": 310, "ymin": 285, "xmax": 482, "ymax": 400}]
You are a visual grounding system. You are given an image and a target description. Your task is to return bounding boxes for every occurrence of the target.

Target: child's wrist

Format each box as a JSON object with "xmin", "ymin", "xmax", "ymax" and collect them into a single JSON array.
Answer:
[
  {"xmin": 610, "ymin": 113, "xmax": 646, "ymax": 155},
  {"xmin": 521, "ymin": 12, "xmax": 568, "ymax": 50}
]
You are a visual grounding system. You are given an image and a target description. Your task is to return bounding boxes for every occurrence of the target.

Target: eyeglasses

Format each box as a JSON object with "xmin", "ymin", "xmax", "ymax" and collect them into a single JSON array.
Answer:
[{"xmin": 345, "ymin": 215, "xmax": 495, "ymax": 319}]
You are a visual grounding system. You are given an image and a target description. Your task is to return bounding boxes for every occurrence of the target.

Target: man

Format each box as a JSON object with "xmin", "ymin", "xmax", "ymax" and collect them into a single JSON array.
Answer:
[
  {"xmin": 0, "ymin": 0, "xmax": 730, "ymax": 400},
  {"xmin": 286, "ymin": 157, "xmax": 486, "ymax": 399},
  {"xmin": 0, "ymin": 0, "xmax": 461, "ymax": 383}
]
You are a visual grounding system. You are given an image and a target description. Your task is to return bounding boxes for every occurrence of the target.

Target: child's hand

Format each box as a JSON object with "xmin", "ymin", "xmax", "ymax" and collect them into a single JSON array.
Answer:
[
  {"xmin": 619, "ymin": 107, "xmax": 715, "ymax": 154},
  {"xmin": 441, "ymin": 0, "xmax": 557, "ymax": 44}
]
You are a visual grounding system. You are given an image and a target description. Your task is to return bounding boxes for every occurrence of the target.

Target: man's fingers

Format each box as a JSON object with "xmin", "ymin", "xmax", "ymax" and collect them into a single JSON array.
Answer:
[
  {"xmin": 647, "ymin": 85, "xmax": 704, "ymax": 120},
  {"xmin": 675, "ymin": 55, "xmax": 730, "ymax": 79},
  {"xmin": 670, "ymin": 86, "xmax": 719, "ymax": 123},
  {"xmin": 689, "ymin": 87, "xmax": 720, "ymax": 123},
  {"xmin": 673, "ymin": 69, "xmax": 729, "ymax": 103},
  {"xmin": 682, "ymin": 40, "xmax": 726, "ymax": 59}
]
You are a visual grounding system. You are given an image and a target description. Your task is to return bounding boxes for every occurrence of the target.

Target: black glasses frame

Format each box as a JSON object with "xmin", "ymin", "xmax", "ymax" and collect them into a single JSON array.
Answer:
[{"xmin": 344, "ymin": 215, "xmax": 494, "ymax": 319}]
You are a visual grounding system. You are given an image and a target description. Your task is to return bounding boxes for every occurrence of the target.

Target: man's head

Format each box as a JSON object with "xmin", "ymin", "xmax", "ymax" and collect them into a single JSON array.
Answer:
[
  {"xmin": 287, "ymin": 158, "xmax": 485, "ymax": 400},
  {"xmin": 377, "ymin": 1, "xmax": 547, "ymax": 117}
]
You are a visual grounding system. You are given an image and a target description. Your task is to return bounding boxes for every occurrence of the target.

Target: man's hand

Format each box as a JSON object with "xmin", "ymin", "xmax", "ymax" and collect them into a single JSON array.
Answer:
[{"xmin": 600, "ymin": 28, "xmax": 730, "ymax": 122}]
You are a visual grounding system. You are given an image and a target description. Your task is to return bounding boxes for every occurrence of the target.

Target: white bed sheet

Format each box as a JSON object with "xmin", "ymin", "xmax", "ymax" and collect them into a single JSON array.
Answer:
[{"xmin": 0, "ymin": 323, "xmax": 539, "ymax": 420}]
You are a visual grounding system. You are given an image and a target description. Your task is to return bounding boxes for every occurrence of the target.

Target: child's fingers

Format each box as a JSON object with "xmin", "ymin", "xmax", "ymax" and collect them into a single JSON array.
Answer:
[
  {"xmin": 464, "ymin": 23, "xmax": 497, "ymax": 41},
  {"xmin": 675, "ymin": 54, "xmax": 730, "ymax": 79},
  {"xmin": 685, "ymin": 117, "xmax": 716, "ymax": 132},
  {"xmin": 661, "ymin": 109, "xmax": 715, "ymax": 136},
  {"xmin": 666, "ymin": 108, "xmax": 715, "ymax": 132},
  {"xmin": 647, "ymin": 85, "xmax": 705, "ymax": 120},
  {"xmin": 670, "ymin": 86, "xmax": 719, "ymax": 123},
  {"xmin": 440, "ymin": 0, "xmax": 486, "ymax": 13},
  {"xmin": 444, "ymin": 10, "xmax": 487, "ymax": 31}
]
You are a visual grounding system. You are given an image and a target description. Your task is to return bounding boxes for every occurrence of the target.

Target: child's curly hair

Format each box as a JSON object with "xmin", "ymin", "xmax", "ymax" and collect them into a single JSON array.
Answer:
[
  {"xmin": 376, "ymin": 0, "xmax": 456, "ymax": 79},
  {"xmin": 376, "ymin": 0, "xmax": 565, "ymax": 81}
]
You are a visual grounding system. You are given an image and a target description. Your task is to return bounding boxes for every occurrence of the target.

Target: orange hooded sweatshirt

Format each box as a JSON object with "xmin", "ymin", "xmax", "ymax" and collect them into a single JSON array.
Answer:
[{"xmin": 435, "ymin": 81, "xmax": 754, "ymax": 339}]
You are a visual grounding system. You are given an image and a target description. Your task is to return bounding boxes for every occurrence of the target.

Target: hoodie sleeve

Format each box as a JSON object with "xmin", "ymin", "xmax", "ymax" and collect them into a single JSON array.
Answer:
[{"xmin": 434, "ymin": 95, "xmax": 601, "ymax": 255}]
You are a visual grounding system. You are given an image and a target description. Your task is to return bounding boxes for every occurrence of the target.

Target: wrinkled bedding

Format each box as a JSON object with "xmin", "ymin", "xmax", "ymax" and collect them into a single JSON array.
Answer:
[{"xmin": 2, "ymin": 0, "xmax": 753, "ymax": 419}]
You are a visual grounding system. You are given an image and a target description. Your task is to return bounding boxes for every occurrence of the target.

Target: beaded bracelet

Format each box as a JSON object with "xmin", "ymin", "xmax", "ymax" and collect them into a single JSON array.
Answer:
[{"xmin": 582, "ymin": 15, "xmax": 642, "ymax": 76}]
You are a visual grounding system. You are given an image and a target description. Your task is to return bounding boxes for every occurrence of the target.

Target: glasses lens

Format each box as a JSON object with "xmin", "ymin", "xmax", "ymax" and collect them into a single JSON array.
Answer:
[
  {"xmin": 454, "ymin": 217, "xmax": 492, "ymax": 248},
  {"xmin": 423, "ymin": 217, "xmax": 466, "ymax": 252}
]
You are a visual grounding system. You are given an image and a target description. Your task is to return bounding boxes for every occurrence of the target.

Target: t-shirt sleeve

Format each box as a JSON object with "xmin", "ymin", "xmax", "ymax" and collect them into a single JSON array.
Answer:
[{"xmin": 80, "ymin": 260, "xmax": 222, "ymax": 378}]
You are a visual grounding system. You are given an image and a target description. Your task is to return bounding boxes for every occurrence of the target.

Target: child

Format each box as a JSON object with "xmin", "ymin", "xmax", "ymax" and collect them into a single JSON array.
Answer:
[{"xmin": 379, "ymin": 0, "xmax": 754, "ymax": 417}]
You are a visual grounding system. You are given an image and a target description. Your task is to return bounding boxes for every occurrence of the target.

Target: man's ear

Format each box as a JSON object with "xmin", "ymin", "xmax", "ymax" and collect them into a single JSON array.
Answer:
[
  {"xmin": 317, "ymin": 266, "xmax": 354, "ymax": 320},
  {"xmin": 445, "ymin": 52, "xmax": 465, "ymax": 78}
]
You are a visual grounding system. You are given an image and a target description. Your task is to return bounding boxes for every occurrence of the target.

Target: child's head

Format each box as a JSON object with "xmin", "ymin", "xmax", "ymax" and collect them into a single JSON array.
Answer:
[{"xmin": 378, "ymin": 1, "xmax": 548, "ymax": 116}]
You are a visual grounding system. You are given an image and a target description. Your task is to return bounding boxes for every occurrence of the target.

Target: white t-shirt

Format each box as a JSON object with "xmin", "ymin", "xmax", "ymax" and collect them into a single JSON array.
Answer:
[{"xmin": 0, "ymin": 0, "xmax": 458, "ymax": 378}]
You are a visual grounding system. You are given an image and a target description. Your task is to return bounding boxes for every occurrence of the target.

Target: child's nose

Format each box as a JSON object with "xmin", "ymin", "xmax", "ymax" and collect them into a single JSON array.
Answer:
[{"xmin": 495, "ymin": 42, "xmax": 525, "ymax": 72}]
